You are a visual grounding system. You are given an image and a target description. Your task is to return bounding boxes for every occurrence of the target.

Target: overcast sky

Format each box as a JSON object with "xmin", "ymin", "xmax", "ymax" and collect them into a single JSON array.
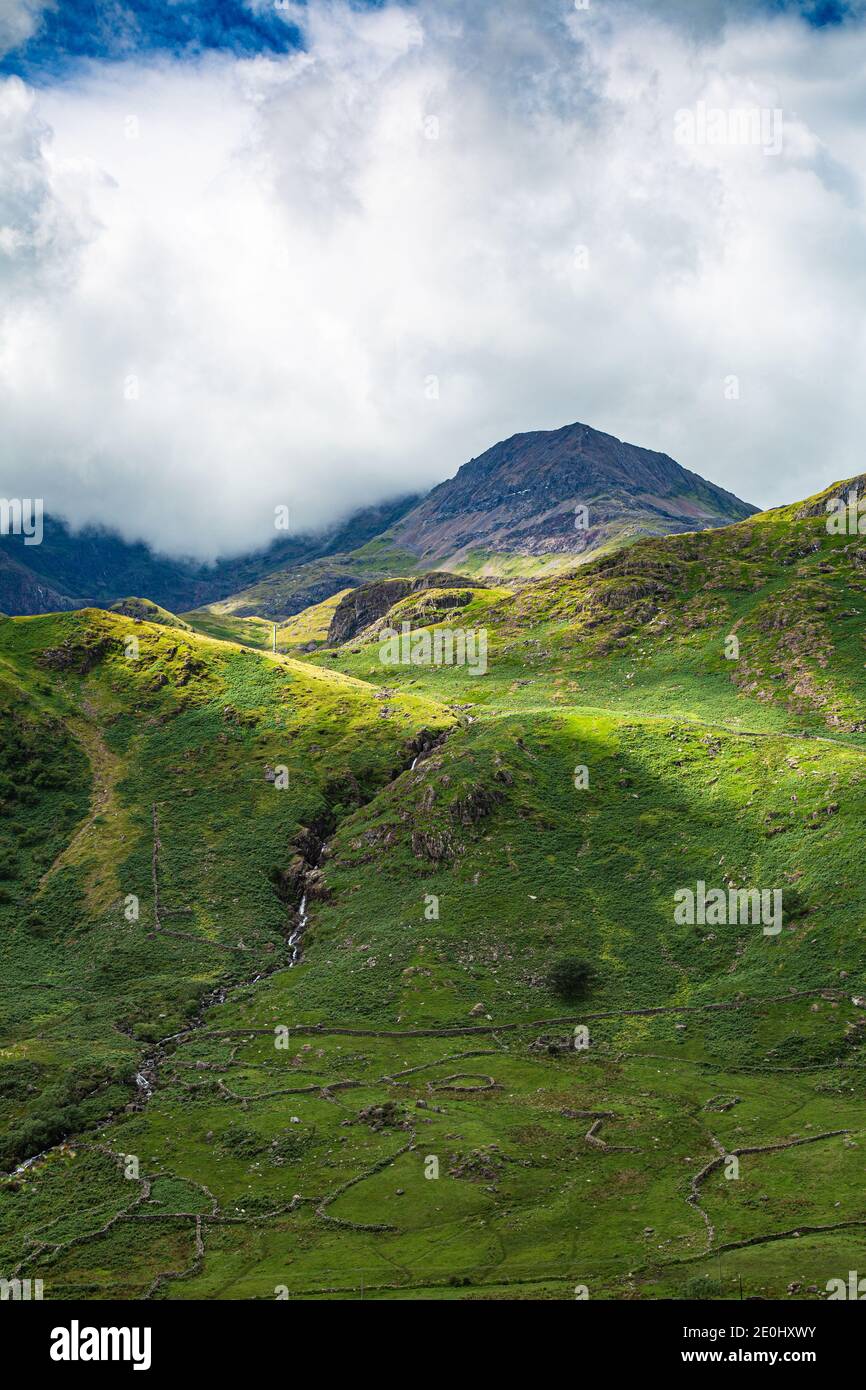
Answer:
[{"xmin": 1, "ymin": 0, "xmax": 865, "ymax": 559}]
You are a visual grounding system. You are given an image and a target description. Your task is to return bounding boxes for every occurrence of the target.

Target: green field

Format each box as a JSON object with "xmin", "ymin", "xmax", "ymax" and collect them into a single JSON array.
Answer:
[{"xmin": 1, "ymin": 478, "xmax": 865, "ymax": 1300}]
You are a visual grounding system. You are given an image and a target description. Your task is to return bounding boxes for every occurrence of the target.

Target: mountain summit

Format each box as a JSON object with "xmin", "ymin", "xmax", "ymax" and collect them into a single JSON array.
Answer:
[
  {"xmin": 389, "ymin": 421, "xmax": 757, "ymax": 572},
  {"xmin": 0, "ymin": 421, "xmax": 756, "ymax": 617}
]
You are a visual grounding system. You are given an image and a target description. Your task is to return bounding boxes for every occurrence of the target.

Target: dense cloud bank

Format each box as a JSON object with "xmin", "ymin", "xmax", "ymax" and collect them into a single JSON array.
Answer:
[{"xmin": 1, "ymin": 0, "xmax": 865, "ymax": 557}]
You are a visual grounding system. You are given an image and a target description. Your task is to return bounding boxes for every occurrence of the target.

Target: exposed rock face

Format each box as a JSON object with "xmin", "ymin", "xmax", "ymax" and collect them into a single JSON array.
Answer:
[
  {"xmin": 0, "ymin": 551, "xmax": 78, "ymax": 617},
  {"xmin": 390, "ymin": 420, "xmax": 757, "ymax": 568},
  {"xmin": 327, "ymin": 571, "xmax": 484, "ymax": 644},
  {"xmin": 450, "ymin": 784, "xmax": 505, "ymax": 827},
  {"xmin": 794, "ymin": 472, "xmax": 866, "ymax": 519},
  {"xmin": 37, "ymin": 629, "xmax": 109, "ymax": 673}
]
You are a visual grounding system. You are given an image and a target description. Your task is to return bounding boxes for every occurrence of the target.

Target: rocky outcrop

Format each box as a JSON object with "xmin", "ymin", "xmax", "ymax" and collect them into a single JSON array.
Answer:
[
  {"xmin": 450, "ymin": 783, "xmax": 504, "ymax": 828},
  {"xmin": 355, "ymin": 1102, "xmax": 410, "ymax": 1131},
  {"xmin": 38, "ymin": 629, "xmax": 109, "ymax": 673},
  {"xmin": 327, "ymin": 571, "xmax": 485, "ymax": 644},
  {"xmin": 0, "ymin": 551, "xmax": 78, "ymax": 616}
]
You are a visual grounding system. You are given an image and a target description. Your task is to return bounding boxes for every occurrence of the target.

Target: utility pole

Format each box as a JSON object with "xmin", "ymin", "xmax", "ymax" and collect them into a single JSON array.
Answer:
[{"xmin": 273, "ymin": 623, "xmax": 277, "ymax": 653}]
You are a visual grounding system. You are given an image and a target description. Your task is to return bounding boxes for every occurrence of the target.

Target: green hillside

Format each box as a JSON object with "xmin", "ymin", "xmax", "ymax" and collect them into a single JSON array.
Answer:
[
  {"xmin": 315, "ymin": 474, "xmax": 866, "ymax": 739},
  {"xmin": 2, "ymin": 480, "xmax": 865, "ymax": 1301},
  {"xmin": 184, "ymin": 590, "xmax": 352, "ymax": 653},
  {"xmin": 109, "ymin": 597, "xmax": 192, "ymax": 629},
  {"xmin": 0, "ymin": 610, "xmax": 450, "ymax": 1173}
]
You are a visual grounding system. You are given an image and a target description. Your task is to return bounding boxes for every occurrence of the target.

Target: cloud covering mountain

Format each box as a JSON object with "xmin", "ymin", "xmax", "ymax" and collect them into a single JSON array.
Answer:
[{"xmin": 2, "ymin": 0, "xmax": 866, "ymax": 558}]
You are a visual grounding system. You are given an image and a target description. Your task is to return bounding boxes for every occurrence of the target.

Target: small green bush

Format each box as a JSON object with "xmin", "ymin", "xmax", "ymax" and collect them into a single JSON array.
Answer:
[{"xmin": 547, "ymin": 956, "xmax": 596, "ymax": 1001}]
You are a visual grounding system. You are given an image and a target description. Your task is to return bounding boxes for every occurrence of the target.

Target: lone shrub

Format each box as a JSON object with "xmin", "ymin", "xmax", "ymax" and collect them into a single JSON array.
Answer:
[{"xmin": 547, "ymin": 956, "xmax": 595, "ymax": 1001}]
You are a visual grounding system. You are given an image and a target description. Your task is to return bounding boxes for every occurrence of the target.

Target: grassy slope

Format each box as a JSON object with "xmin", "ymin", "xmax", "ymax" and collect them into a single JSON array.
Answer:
[
  {"xmin": 180, "ymin": 609, "xmax": 275, "ymax": 649},
  {"xmin": 2, "ymin": 483, "xmax": 866, "ymax": 1300},
  {"xmin": 316, "ymin": 482, "xmax": 866, "ymax": 739},
  {"xmin": 184, "ymin": 590, "xmax": 352, "ymax": 653},
  {"xmin": 108, "ymin": 598, "xmax": 192, "ymax": 630},
  {"xmin": 0, "ymin": 611, "xmax": 450, "ymax": 1171}
]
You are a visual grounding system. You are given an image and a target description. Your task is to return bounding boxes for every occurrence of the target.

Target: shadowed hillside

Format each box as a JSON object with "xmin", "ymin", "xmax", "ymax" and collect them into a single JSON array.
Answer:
[{"xmin": 1, "ymin": 477, "xmax": 865, "ymax": 1301}]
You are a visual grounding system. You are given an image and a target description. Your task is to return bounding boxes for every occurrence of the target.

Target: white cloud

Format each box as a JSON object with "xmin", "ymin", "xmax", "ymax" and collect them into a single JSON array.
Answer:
[{"xmin": 2, "ymin": 0, "xmax": 866, "ymax": 558}]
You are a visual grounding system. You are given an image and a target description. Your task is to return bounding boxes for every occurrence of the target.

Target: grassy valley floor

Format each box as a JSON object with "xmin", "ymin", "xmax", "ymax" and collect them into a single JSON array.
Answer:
[{"xmin": 2, "ymin": 486, "xmax": 866, "ymax": 1299}]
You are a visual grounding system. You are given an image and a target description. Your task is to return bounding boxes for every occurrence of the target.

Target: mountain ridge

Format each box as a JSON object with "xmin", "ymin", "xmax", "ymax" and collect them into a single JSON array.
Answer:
[
  {"xmin": 388, "ymin": 420, "xmax": 758, "ymax": 571},
  {"xmin": 183, "ymin": 421, "xmax": 758, "ymax": 624},
  {"xmin": 0, "ymin": 421, "xmax": 755, "ymax": 619}
]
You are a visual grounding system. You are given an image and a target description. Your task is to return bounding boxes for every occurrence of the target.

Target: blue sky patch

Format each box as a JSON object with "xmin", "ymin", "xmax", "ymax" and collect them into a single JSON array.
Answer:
[
  {"xmin": 0, "ymin": 0, "xmax": 303, "ymax": 80},
  {"xmin": 774, "ymin": 0, "xmax": 854, "ymax": 23}
]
